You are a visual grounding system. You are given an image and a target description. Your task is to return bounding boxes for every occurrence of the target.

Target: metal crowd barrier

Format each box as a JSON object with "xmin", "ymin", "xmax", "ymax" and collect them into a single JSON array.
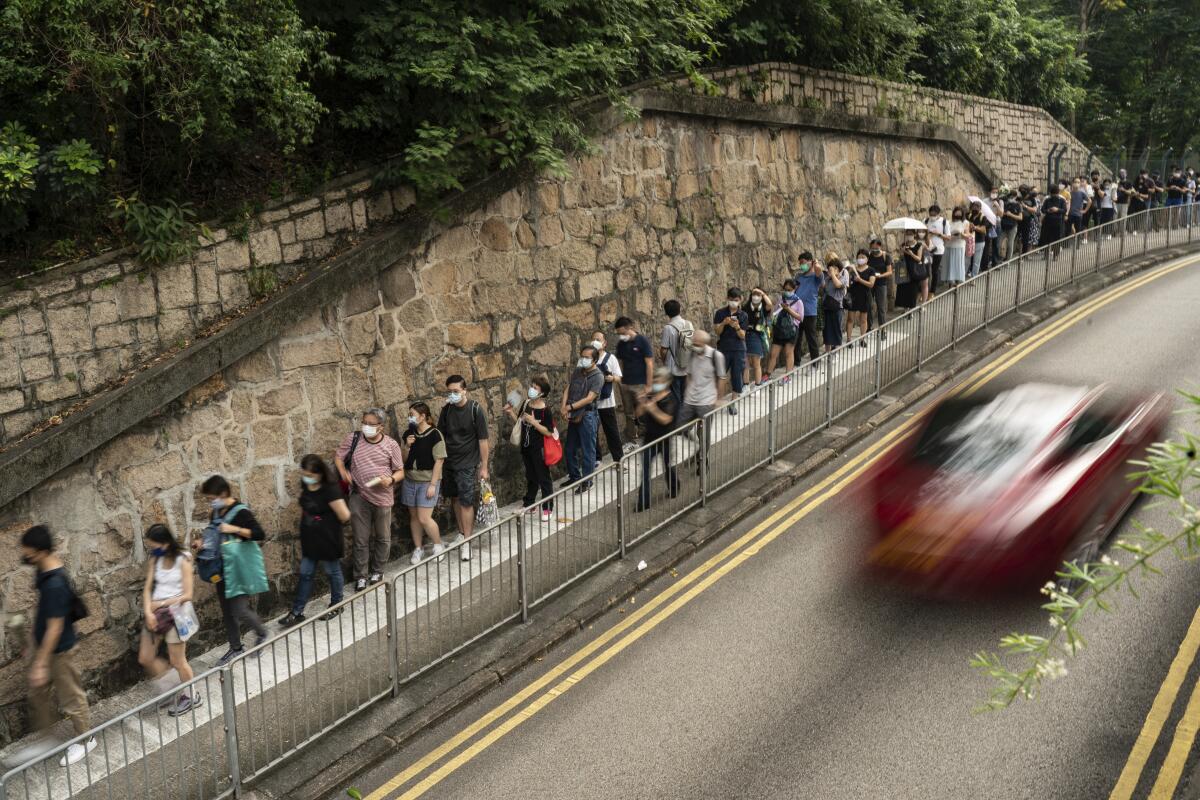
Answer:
[{"xmin": 2, "ymin": 205, "xmax": 1194, "ymax": 799}]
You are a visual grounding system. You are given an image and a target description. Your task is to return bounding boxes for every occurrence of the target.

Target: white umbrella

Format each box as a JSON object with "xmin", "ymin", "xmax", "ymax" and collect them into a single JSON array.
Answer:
[
  {"xmin": 882, "ymin": 217, "xmax": 927, "ymax": 231},
  {"xmin": 966, "ymin": 196, "xmax": 999, "ymax": 226}
]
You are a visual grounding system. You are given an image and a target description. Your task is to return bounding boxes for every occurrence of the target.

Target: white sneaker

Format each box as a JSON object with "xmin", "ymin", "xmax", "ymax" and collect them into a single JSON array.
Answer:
[
  {"xmin": 460, "ymin": 542, "xmax": 471, "ymax": 561},
  {"xmin": 431, "ymin": 543, "xmax": 446, "ymax": 560},
  {"xmin": 59, "ymin": 738, "xmax": 96, "ymax": 766},
  {"xmin": 541, "ymin": 509, "xmax": 552, "ymax": 522},
  {"xmin": 409, "ymin": 547, "xmax": 424, "ymax": 566}
]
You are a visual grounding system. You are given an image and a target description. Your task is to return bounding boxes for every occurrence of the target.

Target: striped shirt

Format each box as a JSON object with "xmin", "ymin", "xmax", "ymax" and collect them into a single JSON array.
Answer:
[{"xmin": 336, "ymin": 433, "xmax": 404, "ymax": 507}]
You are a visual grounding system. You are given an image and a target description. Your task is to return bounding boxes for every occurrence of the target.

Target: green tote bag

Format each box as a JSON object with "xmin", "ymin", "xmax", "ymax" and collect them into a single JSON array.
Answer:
[{"xmin": 220, "ymin": 536, "xmax": 269, "ymax": 598}]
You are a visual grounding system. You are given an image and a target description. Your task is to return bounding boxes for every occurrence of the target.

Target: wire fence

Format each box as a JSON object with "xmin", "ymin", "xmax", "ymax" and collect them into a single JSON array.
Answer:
[{"xmin": 1, "ymin": 204, "xmax": 1195, "ymax": 799}]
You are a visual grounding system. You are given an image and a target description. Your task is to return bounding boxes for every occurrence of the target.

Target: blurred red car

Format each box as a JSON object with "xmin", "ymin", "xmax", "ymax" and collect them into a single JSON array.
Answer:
[{"xmin": 866, "ymin": 383, "xmax": 1169, "ymax": 596}]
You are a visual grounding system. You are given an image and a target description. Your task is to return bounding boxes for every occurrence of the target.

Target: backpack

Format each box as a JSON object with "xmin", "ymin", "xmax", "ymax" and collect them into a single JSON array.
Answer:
[
  {"xmin": 773, "ymin": 307, "xmax": 798, "ymax": 343},
  {"xmin": 197, "ymin": 502, "xmax": 246, "ymax": 584},
  {"xmin": 668, "ymin": 318, "xmax": 695, "ymax": 372}
]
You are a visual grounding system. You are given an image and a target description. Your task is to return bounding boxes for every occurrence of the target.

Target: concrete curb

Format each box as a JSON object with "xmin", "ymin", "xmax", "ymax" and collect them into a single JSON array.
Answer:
[{"xmin": 255, "ymin": 245, "xmax": 1199, "ymax": 800}]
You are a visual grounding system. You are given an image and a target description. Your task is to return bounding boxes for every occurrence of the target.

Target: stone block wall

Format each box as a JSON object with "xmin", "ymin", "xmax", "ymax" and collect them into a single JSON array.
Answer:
[
  {"xmin": 0, "ymin": 179, "xmax": 415, "ymax": 446},
  {"xmin": 0, "ymin": 108, "xmax": 981, "ymax": 735},
  {"xmin": 696, "ymin": 63, "xmax": 1102, "ymax": 188}
]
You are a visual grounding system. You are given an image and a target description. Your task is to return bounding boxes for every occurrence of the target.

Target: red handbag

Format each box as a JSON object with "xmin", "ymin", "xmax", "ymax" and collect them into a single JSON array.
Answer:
[{"xmin": 543, "ymin": 431, "xmax": 563, "ymax": 466}]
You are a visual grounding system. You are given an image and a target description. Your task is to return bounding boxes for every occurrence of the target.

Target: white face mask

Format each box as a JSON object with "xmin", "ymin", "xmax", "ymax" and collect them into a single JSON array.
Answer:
[
  {"xmin": 362, "ymin": 424, "xmax": 379, "ymax": 438},
  {"xmin": 578, "ymin": 357, "xmax": 593, "ymax": 369},
  {"xmin": 527, "ymin": 387, "xmax": 540, "ymax": 399},
  {"xmin": 751, "ymin": 297, "xmax": 762, "ymax": 307},
  {"xmin": 727, "ymin": 300, "xmax": 740, "ymax": 309},
  {"xmin": 856, "ymin": 257, "xmax": 867, "ymax": 266},
  {"xmin": 618, "ymin": 334, "xmax": 632, "ymax": 342},
  {"xmin": 407, "ymin": 415, "xmax": 418, "ymax": 427},
  {"xmin": 590, "ymin": 339, "xmax": 603, "ymax": 351},
  {"xmin": 447, "ymin": 392, "xmax": 463, "ymax": 405}
]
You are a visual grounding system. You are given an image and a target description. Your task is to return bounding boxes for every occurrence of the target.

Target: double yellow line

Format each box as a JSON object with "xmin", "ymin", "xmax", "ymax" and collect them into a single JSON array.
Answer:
[{"xmin": 366, "ymin": 254, "xmax": 1200, "ymax": 800}]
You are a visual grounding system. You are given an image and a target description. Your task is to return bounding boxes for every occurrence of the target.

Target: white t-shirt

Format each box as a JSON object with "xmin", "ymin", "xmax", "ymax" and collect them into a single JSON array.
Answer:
[
  {"xmin": 596, "ymin": 352, "xmax": 623, "ymax": 409},
  {"xmin": 946, "ymin": 220, "xmax": 969, "ymax": 249},
  {"xmin": 924, "ymin": 217, "xmax": 948, "ymax": 255}
]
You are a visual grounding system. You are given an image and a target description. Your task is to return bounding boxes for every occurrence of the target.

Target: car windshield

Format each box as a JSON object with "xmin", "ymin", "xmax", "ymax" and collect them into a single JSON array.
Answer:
[{"xmin": 912, "ymin": 385, "xmax": 1090, "ymax": 479}]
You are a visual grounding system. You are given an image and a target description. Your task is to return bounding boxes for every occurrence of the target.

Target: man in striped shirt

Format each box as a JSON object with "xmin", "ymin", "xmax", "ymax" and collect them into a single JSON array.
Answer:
[{"xmin": 336, "ymin": 408, "xmax": 405, "ymax": 591}]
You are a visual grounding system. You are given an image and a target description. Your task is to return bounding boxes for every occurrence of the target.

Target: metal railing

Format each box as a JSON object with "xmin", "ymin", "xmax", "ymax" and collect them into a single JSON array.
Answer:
[{"xmin": 2, "ymin": 204, "xmax": 1195, "ymax": 799}]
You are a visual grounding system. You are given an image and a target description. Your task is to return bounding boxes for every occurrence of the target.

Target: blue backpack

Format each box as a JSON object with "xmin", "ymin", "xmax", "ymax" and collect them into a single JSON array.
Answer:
[{"xmin": 197, "ymin": 503, "xmax": 246, "ymax": 584}]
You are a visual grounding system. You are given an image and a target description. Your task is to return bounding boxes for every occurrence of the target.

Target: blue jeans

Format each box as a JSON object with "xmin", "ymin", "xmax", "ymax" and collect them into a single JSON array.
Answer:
[
  {"xmin": 292, "ymin": 557, "xmax": 344, "ymax": 614},
  {"xmin": 639, "ymin": 435, "xmax": 679, "ymax": 509},
  {"xmin": 564, "ymin": 409, "xmax": 599, "ymax": 483},
  {"xmin": 720, "ymin": 348, "xmax": 747, "ymax": 394}
]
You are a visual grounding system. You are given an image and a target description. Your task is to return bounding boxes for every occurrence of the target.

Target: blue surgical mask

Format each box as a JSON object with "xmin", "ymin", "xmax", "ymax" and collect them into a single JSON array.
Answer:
[
  {"xmin": 578, "ymin": 357, "xmax": 593, "ymax": 369},
  {"xmin": 447, "ymin": 392, "xmax": 462, "ymax": 405},
  {"xmin": 150, "ymin": 547, "xmax": 167, "ymax": 557},
  {"xmin": 301, "ymin": 475, "xmax": 320, "ymax": 486},
  {"xmin": 783, "ymin": 291, "xmax": 797, "ymax": 302},
  {"xmin": 210, "ymin": 498, "xmax": 225, "ymax": 510},
  {"xmin": 527, "ymin": 387, "xmax": 540, "ymax": 399}
]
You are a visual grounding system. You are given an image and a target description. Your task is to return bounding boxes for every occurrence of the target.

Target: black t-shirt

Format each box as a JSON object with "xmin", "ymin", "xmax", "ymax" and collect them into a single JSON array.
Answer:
[
  {"xmin": 404, "ymin": 426, "xmax": 445, "ymax": 472},
  {"xmin": 1002, "ymin": 199, "xmax": 1021, "ymax": 230},
  {"xmin": 520, "ymin": 406, "xmax": 554, "ymax": 452},
  {"xmin": 1041, "ymin": 195, "xmax": 1067, "ymax": 220},
  {"xmin": 713, "ymin": 307, "xmax": 749, "ymax": 353},
  {"xmin": 866, "ymin": 251, "xmax": 892, "ymax": 286},
  {"xmin": 1168, "ymin": 175, "xmax": 1187, "ymax": 198},
  {"xmin": 849, "ymin": 265, "xmax": 877, "ymax": 303},
  {"xmin": 34, "ymin": 568, "xmax": 77, "ymax": 653},
  {"xmin": 616, "ymin": 334, "xmax": 652, "ymax": 386},
  {"xmin": 299, "ymin": 483, "xmax": 345, "ymax": 561},
  {"xmin": 1117, "ymin": 180, "xmax": 1132, "ymax": 204},
  {"xmin": 642, "ymin": 392, "xmax": 678, "ymax": 443},
  {"xmin": 1131, "ymin": 178, "xmax": 1152, "ymax": 210},
  {"xmin": 968, "ymin": 213, "xmax": 990, "ymax": 242},
  {"xmin": 438, "ymin": 400, "xmax": 488, "ymax": 470}
]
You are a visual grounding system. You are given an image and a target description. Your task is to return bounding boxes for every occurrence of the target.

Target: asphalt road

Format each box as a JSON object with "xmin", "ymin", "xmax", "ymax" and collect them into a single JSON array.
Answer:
[{"xmin": 337, "ymin": 256, "xmax": 1200, "ymax": 800}]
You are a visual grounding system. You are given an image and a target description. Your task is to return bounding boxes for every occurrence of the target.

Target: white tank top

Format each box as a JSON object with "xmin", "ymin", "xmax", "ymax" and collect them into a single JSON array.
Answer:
[{"xmin": 152, "ymin": 553, "xmax": 189, "ymax": 602}]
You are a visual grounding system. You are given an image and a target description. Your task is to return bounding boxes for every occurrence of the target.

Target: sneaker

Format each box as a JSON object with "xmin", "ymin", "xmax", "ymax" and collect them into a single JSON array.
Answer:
[
  {"xmin": 622, "ymin": 443, "xmax": 638, "ymax": 455},
  {"xmin": 781, "ymin": 376, "xmax": 791, "ymax": 385},
  {"xmin": 431, "ymin": 543, "xmax": 446, "ymax": 559},
  {"xmin": 167, "ymin": 691, "xmax": 203, "ymax": 717},
  {"xmin": 319, "ymin": 606, "xmax": 343, "ymax": 621},
  {"xmin": 369, "ymin": 572, "xmax": 383, "ymax": 585},
  {"xmin": 727, "ymin": 404, "xmax": 737, "ymax": 416},
  {"xmin": 541, "ymin": 509, "xmax": 552, "ymax": 522},
  {"xmin": 409, "ymin": 547, "xmax": 424, "ymax": 566},
  {"xmin": 573, "ymin": 481, "xmax": 593, "ymax": 494},
  {"xmin": 278, "ymin": 612, "xmax": 305, "ymax": 628},
  {"xmin": 354, "ymin": 578, "xmax": 368, "ymax": 592},
  {"xmin": 460, "ymin": 543, "xmax": 471, "ymax": 561},
  {"xmin": 858, "ymin": 339, "xmax": 868, "ymax": 348},
  {"xmin": 58, "ymin": 738, "xmax": 96, "ymax": 767},
  {"xmin": 216, "ymin": 648, "xmax": 244, "ymax": 667},
  {"xmin": 248, "ymin": 632, "xmax": 266, "ymax": 657}
]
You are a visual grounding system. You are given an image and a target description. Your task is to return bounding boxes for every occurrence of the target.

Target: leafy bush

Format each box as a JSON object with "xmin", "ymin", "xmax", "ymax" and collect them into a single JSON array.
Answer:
[
  {"xmin": 109, "ymin": 195, "xmax": 203, "ymax": 267},
  {"xmin": 0, "ymin": 123, "xmax": 39, "ymax": 236}
]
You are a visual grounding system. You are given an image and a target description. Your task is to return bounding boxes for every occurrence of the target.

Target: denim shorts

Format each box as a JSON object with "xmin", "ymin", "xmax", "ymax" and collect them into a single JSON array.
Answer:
[{"xmin": 400, "ymin": 478, "xmax": 440, "ymax": 509}]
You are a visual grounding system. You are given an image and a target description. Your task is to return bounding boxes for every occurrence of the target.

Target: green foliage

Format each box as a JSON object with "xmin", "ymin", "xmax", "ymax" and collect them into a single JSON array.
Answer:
[
  {"xmin": 330, "ymin": 0, "xmax": 731, "ymax": 196},
  {"xmin": 0, "ymin": 122, "xmax": 39, "ymax": 235},
  {"xmin": 246, "ymin": 264, "xmax": 279, "ymax": 297},
  {"xmin": 973, "ymin": 391, "xmax": 1200, "ymax": 710},
  {"xmin": 109, "ymin": 195, "xmax": 203, "ymax": 267}
]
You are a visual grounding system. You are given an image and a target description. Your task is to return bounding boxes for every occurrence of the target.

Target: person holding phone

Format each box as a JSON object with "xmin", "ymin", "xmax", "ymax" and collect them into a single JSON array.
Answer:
[{"xmin": 401, "ymin": 403, "xmax": 446, "ymax": 564}]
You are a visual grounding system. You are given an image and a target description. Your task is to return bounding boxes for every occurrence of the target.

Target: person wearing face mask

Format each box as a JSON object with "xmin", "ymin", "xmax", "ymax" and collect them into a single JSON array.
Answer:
[
  {"xmin": 1068, "ymin": 177, "xmax": 1091, "ymax": 238},
  {"xmin": 12, "ymin": 525, "xmax": 95, "ymax": 767},
  {"xmin": 280, "ymin": 455, "xmax": 352, "ymax": 629},
  {"xmin": 196, "ymin": 475, "xmax": 269, "ymax": 666},
  {"xmin": 560, "ymin": 346, "xmax": 604, "ymax": 494},
  {"xmin": 966, "ymin": 203, "xmax": 989, "ymax": 279},
  {"xmin": 505, "ymin": 376, "xmax": 556, "ymax": 521},
  {"xmin": 763, "ymin": 279, "xmax": 803, "ymax": 381},
  {"xmin": 742, "ymin": 287, "xmax": 774, "ymax": 385},
  {"xmin": 846, "ymin": 250, "xmax": 876, "ymax": 342},
  {"xmin": 614, "ymin": 317, "xmax": 654, "ymax": 442},
  {"xmin": 679, "ymin": 329, "xmax": 727, "ymax": 435},
  {"xmin": 924, "ymin": 205, "xmax": 947, "ymax": 295},
  {"xmin": 1039, "ymin": 184, "xmax": 1068, "ymax": 251},
  {"xmin": 590, "ymin": 331, "xmax": 624, "ymax": 465},
  {"xmin": 821, "ymin": 251, "xmax": 850, "ymax": 352},
  {"xmin": 897, "ymin": 231, "xmax": 925, "ymax": 310},
  {"xmin": 1115, "ymin": 168, "xmax": 1131, "ymax": 232},
  {"xmin": 865, "ymin": 238, "xmax": 893, "ymax": 336},
  {"xmin": 713, "ymin": 287, "xmax": 748, "ymax": 413},
  {"xmin": 437, "ymin": 376, "xmax": 490, "ymax": 561},
  {"xmin": 336, "ymin": 408, "xmax": 406, "ymax": 588},
  {"xmin": 792, "ymin": 251, "xmax": 824, "ymax": 367},
  {"xmin": 139, "ymin": 524, "xmax": 201, "ymax": 716},
  {"xmin": 635, "ymin": 367, "xmax": 680, "ymax": 512},
  {"xmin": 943, "ymin": 209, "xmax": 968, "ymax": 286},
  {"xmin": 399, "ymin": 404, "xmax": 447, "ymax": 563},
  {"xmin": 659, "ymin": 299, "xmax": 694, "ymax": 404},
  {"xmin": 1024, "ymin": 189, "xmax": 1042, "ymax": 251}
]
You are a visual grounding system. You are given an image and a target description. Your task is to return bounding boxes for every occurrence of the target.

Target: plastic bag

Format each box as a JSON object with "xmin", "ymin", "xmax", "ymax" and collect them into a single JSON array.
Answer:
[
  {"xmin": 476, "ymin": 479, "xmax": 499, "ymax": 527},
  {"xmin": 170, "ymin": 601, "xmax": 200, "ymax": 642}
]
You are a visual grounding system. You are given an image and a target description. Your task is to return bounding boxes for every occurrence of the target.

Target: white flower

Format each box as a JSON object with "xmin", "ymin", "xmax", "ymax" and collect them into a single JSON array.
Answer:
[
  {"xmin": 1048, "ymin": 616, "xmax": 1063, "ymax": 629},
  {"xmin": 1101, "ymin": 554, "xmax": 1116, "ymax": 566},
  {"xmin": 1040, "ymin": 581, "xmax": 1057, "ymax": 596}
]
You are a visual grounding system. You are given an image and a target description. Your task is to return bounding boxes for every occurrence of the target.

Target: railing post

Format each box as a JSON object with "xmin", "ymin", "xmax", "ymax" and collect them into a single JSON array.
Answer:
[
  {"xmin": 1042, "ymin": 246, "xmax": 1052, "ymax": 294},
  {"xmin": 916, "ymin": 306, "xmax": 925, "ymax": 370},
  {"xmin": 949, "ymin": 286, "xmax": 959, "ymax": 351},
  {"xmin": 982, "ymin": 270, "xmax": 992, "ymax": 328},
  {"xmin": 1167, "ymin": 209, "xmax": 1173, "ymax": 247},
  {"xmin": 825, "ymin": 350, "xmax": 834, "ymax": 422},
  {"xmin": 766, "ymin": 379, "xmax": 777, "ymax": 464},
  {"xmin": 1014, "ymin": 256, "xmax": 1024, "ymax": 305},
  {"xmin": 699, "ymin": 419, "xmax": 709, "ymax": 507},
  {"xmin": 221, "ymin": 667, "xmax": 243, "ymax": 798},
  {"xmin": 385, "ymin": 583, "xmax": 399, "ymax": 698},
  {"xmin": 1069, "ymin": 237, "xmax": 1078, "ymax": 284},
  {"xmin": 873, "ymin": 328, "xmax": 882, "ymax": 397},
  {"xmin": 1119, "ymin": 220, "xmax": 1127, "ymax": 260},
  {"xmin": 1144, "ymin": 209, "xmax": 1151, "ymax": 253},
  {"xmin": 516, "ymin": 514, "xmax": 529, "ymax": 622},
  {"xmin": 616, "ymin": 455, "xmax": 627, "ymax": 558},
  {"xmin": 1093, "ymin": 229, "xmax": 1101, "ymax": 272}
]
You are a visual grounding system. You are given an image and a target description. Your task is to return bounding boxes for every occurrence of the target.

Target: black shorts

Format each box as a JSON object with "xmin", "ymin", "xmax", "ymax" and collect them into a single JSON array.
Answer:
[{"xmin": 442, "ymin": 465, "xmax": 479, "ymax": 507}]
